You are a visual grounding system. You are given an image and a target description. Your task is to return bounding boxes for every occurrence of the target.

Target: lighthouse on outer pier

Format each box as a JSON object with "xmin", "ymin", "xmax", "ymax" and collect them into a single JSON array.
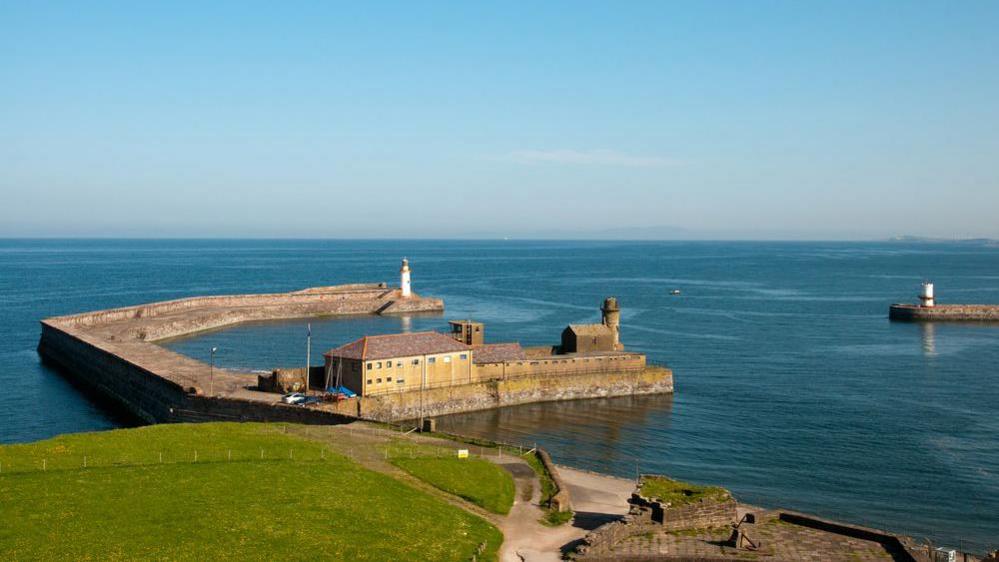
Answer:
[
  {"xmin": 400, "ymin": 258, "xmax": 412, "ymax": 298},
  {"xmin": 919, "ymin": 281, "xmax": 935, "ymax": 308}
]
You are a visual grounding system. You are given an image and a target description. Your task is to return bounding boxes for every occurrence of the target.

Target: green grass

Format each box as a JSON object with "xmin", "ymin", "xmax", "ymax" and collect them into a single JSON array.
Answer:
[
  {"xmin": 0, "ymin": 423, "xmax": 501, "ymax": 561},
  {"xmin": 391, "ymin": 455, "xmax": 515, "ymax": 515},
  {"xmin": 542, "ymin": 510, "xmax": 574, "ymax": 526},
  {"xmin": 638, "ymin": 475, "xmax": 730, "ymax": 506}
]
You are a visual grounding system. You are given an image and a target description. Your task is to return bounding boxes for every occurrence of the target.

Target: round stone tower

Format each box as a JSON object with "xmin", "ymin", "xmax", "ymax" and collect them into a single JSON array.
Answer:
[
  {"xmin": 400, "ymin": 258, "xmax": 412, "ymax": 298},
  {"xmin": 601, "ymin": 297, "xmax": 621, "ymax": 350}
]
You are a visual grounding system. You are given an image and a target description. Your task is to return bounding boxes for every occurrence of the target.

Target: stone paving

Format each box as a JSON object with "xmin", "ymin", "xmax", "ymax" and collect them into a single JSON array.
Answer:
[{"xmin": 610, "ymin": 510, "xmax": 895, "ymax": 561}]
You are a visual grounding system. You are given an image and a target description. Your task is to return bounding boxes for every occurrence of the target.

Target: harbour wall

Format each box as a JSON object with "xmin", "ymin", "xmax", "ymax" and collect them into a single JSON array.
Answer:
[
  {"xmin": 889, "ymin": 304, "xmax": 999, "ymax": 322},
  {"xmin": 38, "ymin": 322, "xmax": 355, "ymax": 425},
  {"xmin": 37, "ymin": 284, "xmax": 442, "ymax": 425},
  {"xmin": 40, "ymin": 319, "xmax": 671, "ymax": 425},
  {"xmin": 38, "ymin": 282, "xmax": 672, "ymax": 427},
  {"xmin": 353, "ymin": 367, "xmax": 674, "ymax": 421}
]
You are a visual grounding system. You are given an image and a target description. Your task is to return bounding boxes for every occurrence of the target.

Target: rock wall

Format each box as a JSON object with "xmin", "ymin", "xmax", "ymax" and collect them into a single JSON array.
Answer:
[
  {"xmin": 777, "ymin": 511, "xmax": 918, "ymax": 562},
  {"xmin": 55, "ymin": 285, "xmax": 390, "ymax": 328},
  {"xmin": 355, "ymin": 367, "xmax": 674, "ymax": 421},
  {"xmin": 170, "ymin": 395, "xmax": 355, "ymax": 425},
  {"xmin": 537, "ymin": 448, "xmax": 572, "ymax": 512},
  {"xmin": 889, "ymin": 304, "xmax": 999, "ymax": 322},
  {"xmin": 630, "ymin": 492, "xmax": 737, "ymax": 531},
  {"xmin": 38, "ymin": 322, "xmax": 185, "ymax": 423},
  {"xmin": 575, "ymin": 514, "xmax": 656, "ymax": 559},
  {"xmin": 39, "ymin": 323, "xmax": 355, "ymax": 426}
]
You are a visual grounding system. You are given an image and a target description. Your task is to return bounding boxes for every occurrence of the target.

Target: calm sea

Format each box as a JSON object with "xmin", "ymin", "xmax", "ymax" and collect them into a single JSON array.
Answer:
[{"xmin": 1, "ymin": 239, "xmax": 997, "ymax": 551}]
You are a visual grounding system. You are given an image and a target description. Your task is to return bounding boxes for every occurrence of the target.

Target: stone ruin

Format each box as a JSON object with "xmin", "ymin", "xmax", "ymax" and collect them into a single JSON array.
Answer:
[
  {"xmin": 575, "ymin": 474, "xmax": 755, "ymax": 559},
  {"xmin": 628, "ymin": 474, "xmax": 738, "ymax": 531}
]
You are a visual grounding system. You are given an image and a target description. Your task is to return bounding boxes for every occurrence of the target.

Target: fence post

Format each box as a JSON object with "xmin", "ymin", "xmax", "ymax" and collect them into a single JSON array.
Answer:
[
  {"xmin": 159, "ymin": 452, "xmax": 162, "ymax": 463},
  {"xmin": 194, "ymin": 450, "xmax": 198, "ymax": 463},
  {"xmin": 83, "ymin": 456, "xmax": 87, "ymax": 468},
  {"xmin": 228, "ymin": 450, "xmax": 231, "ymax": 462},
  {"xmin": 260, "ymin": 448, "xmax": 264, "ymax": 459},
  {"xmin": 43, "ymin": 459, "xmax": 46, "ymax": 471}
]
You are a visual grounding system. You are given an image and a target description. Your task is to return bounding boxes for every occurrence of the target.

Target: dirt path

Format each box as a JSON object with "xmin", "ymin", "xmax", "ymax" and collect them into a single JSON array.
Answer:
[{"xmin": 289, "ymin": 423, "xmax": 637, "ymax": 561}]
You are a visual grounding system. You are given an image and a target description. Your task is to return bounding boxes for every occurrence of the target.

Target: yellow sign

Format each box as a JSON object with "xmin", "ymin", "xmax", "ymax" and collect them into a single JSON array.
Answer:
[{"xmin": 457, "ymin": 449, "xmax": 469, "ymax": 459}]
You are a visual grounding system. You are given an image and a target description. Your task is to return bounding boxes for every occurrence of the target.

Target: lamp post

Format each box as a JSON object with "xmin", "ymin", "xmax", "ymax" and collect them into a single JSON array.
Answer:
[
  {"xmin": 305, "ymin": 324, "xmax": 311, "ymax": 396},
  {"xmin": 210, "ymin": 347, "xmax": 218, "ymax": 396}
]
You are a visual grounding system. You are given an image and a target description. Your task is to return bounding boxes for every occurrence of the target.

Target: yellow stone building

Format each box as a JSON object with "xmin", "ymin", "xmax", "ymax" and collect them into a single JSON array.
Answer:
[
  {"xmin": 324, "ymin": 331, "xmax": 474, "ymax": 396},
  {"xmin": 323, "ymin": 297, "xmax": 645, "ymax": 397}
]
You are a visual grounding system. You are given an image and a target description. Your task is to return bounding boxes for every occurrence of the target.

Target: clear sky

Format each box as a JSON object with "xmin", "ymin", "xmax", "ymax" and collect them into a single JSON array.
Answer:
[{"xmin": 2, "ymin": 1, "xmax": 998, "ymax": 239}]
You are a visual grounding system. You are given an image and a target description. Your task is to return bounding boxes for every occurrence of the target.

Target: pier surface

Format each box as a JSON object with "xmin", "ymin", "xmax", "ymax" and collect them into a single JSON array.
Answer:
[
  {"xmin": 889, "ymin": 303, "xmax": 999, "ymax": 322},
  {"xmin": 38, "ymin": 284, "xmax": 443, "ymax": 424}
]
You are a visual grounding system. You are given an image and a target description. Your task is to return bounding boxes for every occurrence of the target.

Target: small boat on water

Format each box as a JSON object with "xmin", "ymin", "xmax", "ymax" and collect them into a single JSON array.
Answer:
[{"xmin": 670, "ymin": 289, "xmax": 681, "ymax": 296}]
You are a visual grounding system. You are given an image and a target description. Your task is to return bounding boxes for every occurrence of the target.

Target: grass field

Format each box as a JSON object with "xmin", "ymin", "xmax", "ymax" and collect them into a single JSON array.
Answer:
[
  {"xmin": 0, "ymin": 423, "xmax": 501, "ymax": 561},
  {"xmin": 392, "ymin": 456, "xmax": 515, "ymax": 515}
]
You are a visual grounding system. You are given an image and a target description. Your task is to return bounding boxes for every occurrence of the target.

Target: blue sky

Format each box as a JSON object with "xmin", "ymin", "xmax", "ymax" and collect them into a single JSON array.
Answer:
[{"xmin": 2, "ymin": 1, "xmax": 998, "ymax": 239}]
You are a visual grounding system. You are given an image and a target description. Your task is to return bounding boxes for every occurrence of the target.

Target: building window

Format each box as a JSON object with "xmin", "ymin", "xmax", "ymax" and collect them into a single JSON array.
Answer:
[
  {"xmin": 428, "ymin": 357, "xmax": 436, "ymax": 364},
  {"xmin": 460, "ymin": 353, "xmax": 468, "ymax": 360},
  {"xmin": 387, "ymin": 377, "xmax": 392, "ymax": 382},
  {"xmin": 376, "ymin": 378, "xmax": 382, "ymax": 384},
  {"xmin": 397, "ymin": 378, "xmax": 405, "ymax": 384},
  {"xmin": 443, "ymin": 356, "xmax": 451, "ymax": 363},
  {"xmin": 376, "ymin": 362, "xmax": 382, "ymax": 369},
  {"xmin": 367, "ymin": 362, "xmax": 373, "ymax": 370},
  {"xmin": 366, "ymin": 379, "xmax": 372, "ymax": 385},
  {"xmin": 397, "ymin": 361, "xmax": 403, "ymax": 367},
  {"xmin": 412, "ymin": 358, "xmax": 420, "ymax": 365}
]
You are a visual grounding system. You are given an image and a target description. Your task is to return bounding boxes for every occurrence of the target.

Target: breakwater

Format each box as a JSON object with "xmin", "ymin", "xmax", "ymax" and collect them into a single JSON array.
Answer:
[
  {"xmin": 889, "ymin": 304, "xmax": 999, "ymax": 322},
  {"xmin": 37, "ymin": 284, "xmax": 442, "ymax": 424},
  {"xmin": 37, "ymin": 283, "xmax": 671, "ymax": 426}
]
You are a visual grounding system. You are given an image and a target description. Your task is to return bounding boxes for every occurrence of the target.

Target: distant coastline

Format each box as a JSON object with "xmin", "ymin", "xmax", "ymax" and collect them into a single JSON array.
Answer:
[{"xmin": 888, "ymin": 235, "xmax": 999, "ymax": 247}]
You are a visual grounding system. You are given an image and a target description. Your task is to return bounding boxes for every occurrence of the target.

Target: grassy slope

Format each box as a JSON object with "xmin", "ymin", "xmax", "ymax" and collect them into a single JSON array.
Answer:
[
  {"xmin": 0, "ymin": 423, "xmax": 501, "ymax": 561},
  {"xmin": 392, "ymin": 456, "xmax": 515, "ymax": 515}
]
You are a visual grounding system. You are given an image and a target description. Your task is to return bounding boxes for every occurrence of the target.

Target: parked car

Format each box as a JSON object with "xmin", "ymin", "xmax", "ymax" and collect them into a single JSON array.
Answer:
[
  {"xmin": 282, "ymin": 392, "xmax": 305, "ymax": 405},
  {"xmin": 300, "ymin": 396, "xmax": 322, "ymax": 406}
]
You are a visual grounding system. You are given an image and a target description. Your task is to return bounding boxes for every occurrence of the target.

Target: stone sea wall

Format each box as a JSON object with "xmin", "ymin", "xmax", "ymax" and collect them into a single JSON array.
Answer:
[
  {"xmin": 630, "ymin": 492, "xmax": 737, "ymax": 531},
  {"xmin": 354, "ymin": 367, "xmax": 674, "ymax": 421},
  {"xmin": 38, "ymin": 322, "xmax": 355, "ymax": 425},
  {"xmin": 38, "ymin": 322, "xmax": 183, "ymax": 423},
  {"xmin": 889, "ymin": 304, "xmax": 999, "ymax": 322},
  {"xmin": 38, "ymin": 282, "xmax": 671, "ymax": 429}
]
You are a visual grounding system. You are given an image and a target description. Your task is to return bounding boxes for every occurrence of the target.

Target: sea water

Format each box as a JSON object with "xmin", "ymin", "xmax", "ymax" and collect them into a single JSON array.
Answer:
[{"xmin": 1, "ymin": 239, "xmax": 996, "ymax": 551}]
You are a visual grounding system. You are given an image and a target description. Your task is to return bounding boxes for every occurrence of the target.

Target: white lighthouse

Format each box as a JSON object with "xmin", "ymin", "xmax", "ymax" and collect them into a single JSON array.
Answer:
[
  {"xmin": 400, "ymin": 258, "xmax": 412, "ymax": 298},
  {"xmin": 919, "ymin": 281, "xmax": 935, "ymax": 308}
]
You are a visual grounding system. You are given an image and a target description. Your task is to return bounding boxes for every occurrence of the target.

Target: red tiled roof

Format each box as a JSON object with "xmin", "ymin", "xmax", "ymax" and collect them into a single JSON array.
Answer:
[
  {"xmin": 325, "ymin": 331, "xmax": 470, "ymax": 361},
  {"xmin": 472, "ymin": 343, "xmax": 526, "ymax": 364}
]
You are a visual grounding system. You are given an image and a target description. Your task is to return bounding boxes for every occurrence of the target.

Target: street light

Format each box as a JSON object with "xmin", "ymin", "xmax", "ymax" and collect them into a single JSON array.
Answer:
[{"xmin": 210, "ymin": 347, "xmax": 218, "ymax": 396}]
